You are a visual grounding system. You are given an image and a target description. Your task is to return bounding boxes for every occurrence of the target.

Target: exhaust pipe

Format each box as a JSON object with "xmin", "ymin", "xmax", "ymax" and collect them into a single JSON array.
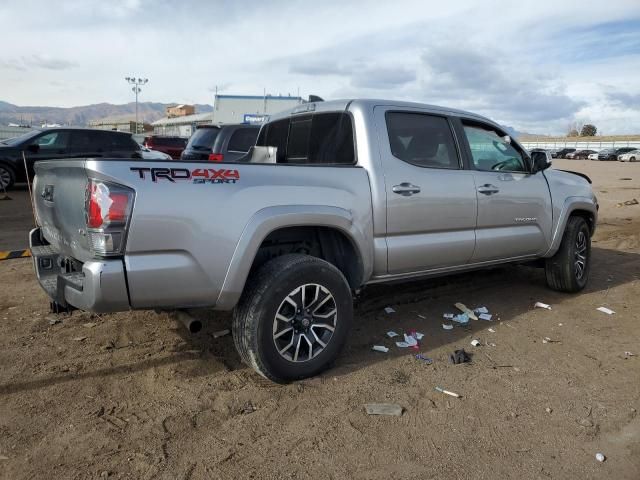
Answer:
[{"xmin": 173, "ymin": 310, "xmax": 202, "ymax": 334}]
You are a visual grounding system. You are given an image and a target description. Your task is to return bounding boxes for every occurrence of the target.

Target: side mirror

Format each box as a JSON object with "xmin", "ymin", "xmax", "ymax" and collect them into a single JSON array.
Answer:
[
  {"xmin": 531, "ymin": 151, "xmax": 552, "ymax": 172},
  {"xmin": 26, "ymin": 143, "xmax": 40, "ymax": 153}
]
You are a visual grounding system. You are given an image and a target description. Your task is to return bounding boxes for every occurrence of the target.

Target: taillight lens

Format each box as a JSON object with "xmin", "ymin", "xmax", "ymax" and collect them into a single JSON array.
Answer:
[
  {"xmin": 208, "ymin": 153, "xmax": 224, "ymax": 162},
  {"xmin": 85, "ymin": 179, "xmax": 135, "ymax": 257}
]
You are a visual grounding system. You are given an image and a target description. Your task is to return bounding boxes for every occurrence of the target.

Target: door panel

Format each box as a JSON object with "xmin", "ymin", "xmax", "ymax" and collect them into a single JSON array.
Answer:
[
  {"xmin": 459, "ymin": 121, "xmax": 553, "ymax": 261},
  {"xmin": 375, "ymin": 107, "xmax": 478, "ymax": 274}
]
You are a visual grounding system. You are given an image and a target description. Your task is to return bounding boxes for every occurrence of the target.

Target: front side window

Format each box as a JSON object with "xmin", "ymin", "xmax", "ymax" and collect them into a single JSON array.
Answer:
[
  {"xmin": 463, "ymin": 124, "xmax": 528, "ymax": 173},
  {"xmin": 256, "ymin": 112, "xmax": 355, "ymax": 164},
  {"xmin": 34, "ymin": 131, "xmax": 70, "ymax": 149},
  {"xmin": 385, "ymin": 112, "xmax": 460, "ymax": 169}
]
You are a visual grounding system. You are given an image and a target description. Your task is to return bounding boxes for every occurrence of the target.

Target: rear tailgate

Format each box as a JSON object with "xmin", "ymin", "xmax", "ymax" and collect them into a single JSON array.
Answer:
[{"xmin": 33, "ymin": 160, "xmax": 94, "ymax": 262}]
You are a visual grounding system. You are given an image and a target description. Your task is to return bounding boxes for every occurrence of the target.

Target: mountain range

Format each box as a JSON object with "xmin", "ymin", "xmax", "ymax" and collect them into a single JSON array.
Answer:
[{"xmin": 0, "ymin": 101, "xmax": 213, "ymax": 126}]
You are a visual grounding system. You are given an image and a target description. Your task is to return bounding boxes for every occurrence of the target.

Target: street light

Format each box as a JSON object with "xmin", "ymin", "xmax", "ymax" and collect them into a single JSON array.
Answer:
[{"xmin": 125, "ymin": 76, "xmax": 148, "ymax": 134}]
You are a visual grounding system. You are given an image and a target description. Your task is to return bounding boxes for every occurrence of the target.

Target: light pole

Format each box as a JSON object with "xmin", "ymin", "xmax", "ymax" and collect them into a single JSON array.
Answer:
[{"xmin": 125, "ymin": 76, "xmax": 148, "ymax": 134}]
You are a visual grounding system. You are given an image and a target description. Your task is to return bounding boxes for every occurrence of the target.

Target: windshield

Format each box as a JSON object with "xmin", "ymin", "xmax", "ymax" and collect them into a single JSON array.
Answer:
[
  {"xmin": 186, "ymin": 127, "xmax": 220, "ymax": 150},
  {"xmin": 1, "ymin": 129, "xmax": 42, "ymax": 146}
]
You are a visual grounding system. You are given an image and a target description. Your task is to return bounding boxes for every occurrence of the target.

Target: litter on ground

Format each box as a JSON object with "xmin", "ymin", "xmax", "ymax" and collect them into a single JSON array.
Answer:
[
  {"xmin": 443, "ymin": 313, "xmax": 455, "ymax": 319},
  {"xmin": 415, "ymin": 354, "xmax": 433, "ymax": 364},
  {"xmin": 435, "ymin": 386, "xmax": 461, "ymax": 398},
  {"xmin": 450, "ymin": 349, "xmax": 471, "ymax": 364},
  {"xmin": 417, "ymin": 314, "xmax": 426, "ymax": 319},
  {"xmin": 442, "ymin": 323, "xmax": 454, "ymax": 330},
  {"xmin": 479, "ymin": 313, "xmax": 493, "ymax": 321},
  {"xmin": 596, "ymin": 306, "xmax": 615, "ymax": 315},
  {"xmin": 384, "ymin": 307, "xmax": 396, "ymax": 314},
  {"xmin": 455, "ymin": 302, "xmax": 478, "ymax": 321},
  {"xmin": 595, "ymin": 453, "xmax": 606, "ymax": 462},
  {"xmin": 470, "ymin": 339, "xmax": 481, "ymax": 347},
  {"xmin": 488, "ymin": 328, "xmax": 496, "ymax": 333},
  {"xmin": 372, "ymin": 345, "xmax": 389, "ymax": 353},
  {"xmin": 414, "ymin": 332, "xmax": 424, "ymax": 340},
  {"xmin": 364, "ymin": 403, "xmax": 403, "ymax": 416},
  {"xmin": 535, "ymin": 302, "xmax": 552, "ymax": 310},
  {"xmin": 213, "ymin": 329, "xmax": 230, "ymax": 338},
  {"xmin": 452, "ymin": 313, "xmax": 469, "ymax": 324},
  {"xmin": 386, "ymin": 331, "xmax": 399, "ymax": 338},
  {"xmin": 474, "ymin": 306, "xmax": 489, "ymax": 314}
]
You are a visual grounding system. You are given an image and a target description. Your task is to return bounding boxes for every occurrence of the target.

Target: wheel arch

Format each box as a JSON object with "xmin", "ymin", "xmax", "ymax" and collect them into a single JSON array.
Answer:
[
  {"xmin": 543, "ymin": 198, "xmax": 597, "ymax": 258},
  {"xmin": 215, "ymin": 205, "xmax": 372, "ymax": 310}
]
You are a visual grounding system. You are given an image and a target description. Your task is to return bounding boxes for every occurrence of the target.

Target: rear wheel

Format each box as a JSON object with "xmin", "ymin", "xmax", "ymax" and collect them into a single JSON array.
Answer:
[
  {"xmin": 630, "ymin": 156, "xmax": 636, "ymax": 162},
  {"xmin": 0, "ymin": 164, "xmax": 15, "ymax": 190},
  {"xmin": 233, "ymin": 254, "xmax": 353, "ymax": 383},
  {"xmin": 545, "ymin": 216, "xmax": 591, "ymax": 292}
]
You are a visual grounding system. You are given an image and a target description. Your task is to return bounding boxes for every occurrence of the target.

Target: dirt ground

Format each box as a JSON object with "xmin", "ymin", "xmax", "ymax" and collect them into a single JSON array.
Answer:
[{"xmin": 0, "ymin": 160, "xmax": 639, "ymax": 479}]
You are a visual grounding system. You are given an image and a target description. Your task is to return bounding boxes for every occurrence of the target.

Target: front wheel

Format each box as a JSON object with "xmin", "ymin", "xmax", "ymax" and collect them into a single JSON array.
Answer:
[
  {"xmin": 233, "ymin": 254, "xmax": 353, "ymax": 383},
  {"xmin": 545, "ymin": 216, "xmax": 591, "ymax": 292},
  {"xmin": 0, "ymin": 164, "xmax": 15, "ymax": 191}
]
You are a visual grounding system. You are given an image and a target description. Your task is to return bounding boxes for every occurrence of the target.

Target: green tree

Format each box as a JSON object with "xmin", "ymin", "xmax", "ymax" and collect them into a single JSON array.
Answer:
[{"xmin": 580, "ymin": 124, "xmax": 597, "ymax": 137}]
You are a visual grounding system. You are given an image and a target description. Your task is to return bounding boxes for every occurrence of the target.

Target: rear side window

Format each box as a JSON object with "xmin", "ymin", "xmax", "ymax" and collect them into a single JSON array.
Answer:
[
  {"xmin": 385, "ymin": 112, "xmax": 459, "ymax": 169},
  {"xmin": 187, "ymin": 128, "xmax": 220, "ymax": 150},
  {"xmin": 107, "ymin": 133, "xmax": 139, "ymax": 151},
  {"xmin": 256, "ymin": 112, "xmax": 354, "ymax": 164},
  {"xmin": 227, "ymin": 128, "xmax": 259, "ymax": 152}
]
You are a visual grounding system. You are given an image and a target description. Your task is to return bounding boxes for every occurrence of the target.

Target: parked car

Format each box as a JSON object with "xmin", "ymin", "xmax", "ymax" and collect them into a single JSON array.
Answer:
[
  {"xmin": 554, "ymin": 148, "xmax": 576, "ymax": 159},
  {"xmin": 0, "ymin": 127, "xmax": 142, "ymax": 190},
  {"xmin": 180, "ymin": 124, "xmax": 260, "ymax": 162},
  {"xmin": 140, "ymin": 145, "xmax": 172, "ymax": 160},
  {"xmin": 597, "ymin": 147, "xmax": 636, "ymax": 161},
  {"xmin": 143, "ymin": 135, "xmax": 187, "ymax": 160},
  {"xmin": 618, "ymin": 149, "xmax": 639, "ymax": 162},
  {"xmin": 587, "ymin": 152, "xmax": 600, "ymax": 161},
  {"xmin": 566, "ymin": 149, "xmax": 597, "ymax": 160},
  {"xmin": 30, "ymin": 99, "xmax": 598, "ymax": 382}
]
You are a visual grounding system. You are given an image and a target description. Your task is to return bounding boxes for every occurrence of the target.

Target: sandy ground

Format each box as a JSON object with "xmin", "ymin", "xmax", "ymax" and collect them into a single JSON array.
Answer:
[{"xmin": 0, "ymin": 160, "xmax": 639, "ymax": 479}]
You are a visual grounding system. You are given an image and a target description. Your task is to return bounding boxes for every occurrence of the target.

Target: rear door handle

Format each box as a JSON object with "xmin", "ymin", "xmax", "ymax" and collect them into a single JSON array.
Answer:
[
  {"xmin": 477, "ymin": 184, "xmax": 499, "ymax": 195},
  {"xmin": 392, "ymin": 183, "xmax": 421, "ymax": 196}
]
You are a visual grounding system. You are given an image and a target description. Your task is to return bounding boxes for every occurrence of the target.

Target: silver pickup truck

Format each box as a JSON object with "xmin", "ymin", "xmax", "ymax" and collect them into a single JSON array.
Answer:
[{"xmin": 30, "ymin": 99, "xmax": 598, "ymax": 382}]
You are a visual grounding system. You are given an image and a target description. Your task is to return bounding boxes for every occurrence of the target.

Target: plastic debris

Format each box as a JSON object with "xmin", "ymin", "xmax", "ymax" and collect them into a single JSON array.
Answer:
[
  {"xmin": 546, "ymin": 407, "xmax": 553, "ymax": 414},
  {"xmin": 73, "ymin": 336, "xmax": 87, "ymax": 342},
  {"xmin": 384, "ymin": 307, "xmax": 396, "ymax": 314},
  {"xmin": 479, "ymin": 313, "xmax": 493, "ymax": 321},
  {"xmin": 372, "ymin": 345, "xmax": 389, "ymax": 353},
  {"xmin": 364, "ymin": 403, "xmax": 403, "ymax": 416},
  {"xmin": 443, "ymin": 313, "xmax": 455, "ymax": 319},
  {"xmin": 488, "ymin": 328, "xmax": 496, "ymax": 333},
  {"xmin": 415, "ymin": 354, "xmax": 433, "ymax": 364},
  {"xmin": 455, "ymin": 303, "xmax": 478, "ymax": 321},
  {"xmin": 596, "ymin": 306, "xmax": 615, "ymax": 315},
  {"xmin": 213, "ymin": 329, "xmax": 230, "ymax": 338},
  {"xmin": 535, "ymin": 302, "xmax": 552, "ymax": 310},
  {"xmin": 435, "ymin": 386, "xmax": 461, "ymax": 398},
  {"xmin": 452, "ymin": 313, "xmax": 469, "ymax": 325},
  {"xmin": 470, "ymin": 339, "xmax": 481, "ymax": 347},
  {"xmin": 395, "ymin": 341, "xmax": 410, "ymax": 348},
  {"xmin": 414, "ymin": 332, "xmax": 425, "ymax": 340},
  {"xmin": 442, "ymin": 323, "xmax": 454, "ymax": 330},
  {"xmin": 386, "ymin": 331, "xmax": 399, "ymax": 338},
  {"xmin": 595, "ymin": 453, "xmax": 606, "ymax": 462},
  {"xmin": 417, "ymin": 314, "xmax": 426, "ymax": 319},
  {"xmin": 474, "ymin": 306, "xmax": 489, "ymax": 314},
  {"xmin": 488, "ymin": 342, "xmax": 497, "ymax": 347},
  {"xmin": 450, "ymin": 349, "xmax": 471, "ymax": 364},
  {"xmin": 403, "ymin": 334, "xmax": 418, "ymax": 347},
  {"xmin": 624, "ymin": 351, "xmax": 635, "ymax": 357}
]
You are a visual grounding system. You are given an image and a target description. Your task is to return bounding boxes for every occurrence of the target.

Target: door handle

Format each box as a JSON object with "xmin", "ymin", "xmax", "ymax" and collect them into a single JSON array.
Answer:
[
  {"xmin": 392, "ymin": 183, "xmax": 421, "ymax": 196},
  {"xmin": 477, "ymin": 184, "xmax": 499, "ymax": 195}
]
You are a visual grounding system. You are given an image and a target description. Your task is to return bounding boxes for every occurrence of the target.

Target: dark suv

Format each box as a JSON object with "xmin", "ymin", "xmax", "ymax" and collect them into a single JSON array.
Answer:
[
  {"xmin": 0, "ymin": 128, "xmax": 142, "ymax": 189},
  {"xmin": 597, "ymin": 147, "xmax": 636, "ymax": 161},
  {"xmin": 180, "ymin": 124, "xmax": 260, "ymax": 162},
  {"xmin": 143, "ymin": 135, "xmax": 187, "ymax": 159},
  {"xmin": 554, "ymin": 148, "xmax": 576, "ymax": 159}
]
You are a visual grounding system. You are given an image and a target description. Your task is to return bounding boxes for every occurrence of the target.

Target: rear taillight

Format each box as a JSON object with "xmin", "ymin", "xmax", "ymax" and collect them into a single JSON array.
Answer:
[
  {"xmin": 85, "ymin": 179, "xmax": 134, "ymax": 257},
  {"xmin": 208, "ymin": 153, "xmax": 224, "ymax": 162}
]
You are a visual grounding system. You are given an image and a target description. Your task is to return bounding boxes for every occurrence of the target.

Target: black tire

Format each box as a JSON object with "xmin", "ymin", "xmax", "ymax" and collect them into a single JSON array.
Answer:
[
  {"xmin": 545, "ymin": 216, "xmax": 591, "ymax": 292},
  {"xmin": 630, "ymin": 157, "xmax": 636, "ymax": 162},
  {"xmin": 0, "ymin": 163, "xmax": 15, "ymax": 190},
  {"xmin": 232, "ymin": 254, "xmax": 353, "ymax": 383}
]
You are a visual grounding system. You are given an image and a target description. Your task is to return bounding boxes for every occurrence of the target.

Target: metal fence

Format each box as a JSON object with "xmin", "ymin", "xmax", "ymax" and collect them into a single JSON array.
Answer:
[
  {"xmin": 521, "ymin": 140, "xmax": 640, "ymax": 151},
  {"xmin": 0, "ymin": 126, "xmax": 35, "ymax": 141}
]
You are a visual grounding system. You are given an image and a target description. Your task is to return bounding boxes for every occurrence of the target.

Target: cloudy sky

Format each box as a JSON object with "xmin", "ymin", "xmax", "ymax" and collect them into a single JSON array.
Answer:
[{"xmin": 1, "ymin": 0, "xmax": 639, "ymax": 134}]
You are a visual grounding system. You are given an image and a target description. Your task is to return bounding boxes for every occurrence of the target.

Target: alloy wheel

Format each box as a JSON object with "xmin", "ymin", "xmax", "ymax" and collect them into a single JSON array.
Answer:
[
  {"xmin": 0, "ymin": 167, "xmax": 11, "ymax": 190},
  {"xmin": 272, "ymin": 283, "xmax": 337, "ymax": 363},
  {"xmin": 574, "ymin": 230, "xmax": 588, "ymax": 280}
]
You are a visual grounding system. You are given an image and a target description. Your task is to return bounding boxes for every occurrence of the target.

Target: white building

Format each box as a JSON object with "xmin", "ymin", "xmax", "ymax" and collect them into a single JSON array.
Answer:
[{"xmin": 151, "ymin": 94, "xmax": 303, "ymax": 136}]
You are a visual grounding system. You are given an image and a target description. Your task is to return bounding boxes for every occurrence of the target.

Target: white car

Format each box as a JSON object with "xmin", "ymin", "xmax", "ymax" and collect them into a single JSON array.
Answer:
[
  {"xmin": 618, "ymin": 150, "xmax": 639, "ymax": 162},
  {"xmin": 587, "ymin": 152, "xmax": 599, "ymax": 161},
  {"xmin": 140, "ymin": 145, "xmax": 172, "ymax": 160}
]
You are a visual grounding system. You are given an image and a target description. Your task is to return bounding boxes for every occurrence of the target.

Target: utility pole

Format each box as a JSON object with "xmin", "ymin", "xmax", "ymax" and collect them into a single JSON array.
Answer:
[{"xmin": 125, "ymin": 76, "xmax": 148, "ymax": 134}]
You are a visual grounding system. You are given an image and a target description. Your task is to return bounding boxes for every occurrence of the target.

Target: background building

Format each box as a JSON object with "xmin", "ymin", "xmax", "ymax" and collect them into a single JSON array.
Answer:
[
  {"xmin": 151, "ymin": 94, "xmax": 303, "ymax": 136},
  {"xmin": 166, "ymin": 104, "xmax": 195, "ymax": 118}
]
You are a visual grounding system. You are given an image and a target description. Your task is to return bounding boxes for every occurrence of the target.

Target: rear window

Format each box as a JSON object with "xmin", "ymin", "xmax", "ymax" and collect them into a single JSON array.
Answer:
[
  {"xmin": 107, "ymin": 132, "xmax": 139, "ymax": 150},
  {"xmin": 187, "ymin": 127, "xmax": 220, "ymax": 150},
  {"xmin": 227, "ymin": 128, "xmax": 259, "ymax": 152},
  {"xmin": 151, "ymin": 137, "xmax": 187, "ymax": 147},
  {"xmin": 256, "ymin": 112, "xmax": 354, "ymax": 164}
]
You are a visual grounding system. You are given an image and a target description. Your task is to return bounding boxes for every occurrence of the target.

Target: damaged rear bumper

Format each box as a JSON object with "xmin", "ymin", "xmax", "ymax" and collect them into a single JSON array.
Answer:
[{"xmin": 29, "ymin": 228, "xmax": 130, "ymax": 313}]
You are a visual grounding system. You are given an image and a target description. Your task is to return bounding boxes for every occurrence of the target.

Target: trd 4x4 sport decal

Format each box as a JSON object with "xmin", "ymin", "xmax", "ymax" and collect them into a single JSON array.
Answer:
[{"xmin": 130, "ymin": 167, "xmax": 240, "ymax": 184}]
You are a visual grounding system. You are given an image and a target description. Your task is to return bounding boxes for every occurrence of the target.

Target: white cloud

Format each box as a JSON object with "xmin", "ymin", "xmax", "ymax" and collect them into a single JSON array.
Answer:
[{"xmin": 0, "ymin": 0, "xmax": 639, "ymax": 133}]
